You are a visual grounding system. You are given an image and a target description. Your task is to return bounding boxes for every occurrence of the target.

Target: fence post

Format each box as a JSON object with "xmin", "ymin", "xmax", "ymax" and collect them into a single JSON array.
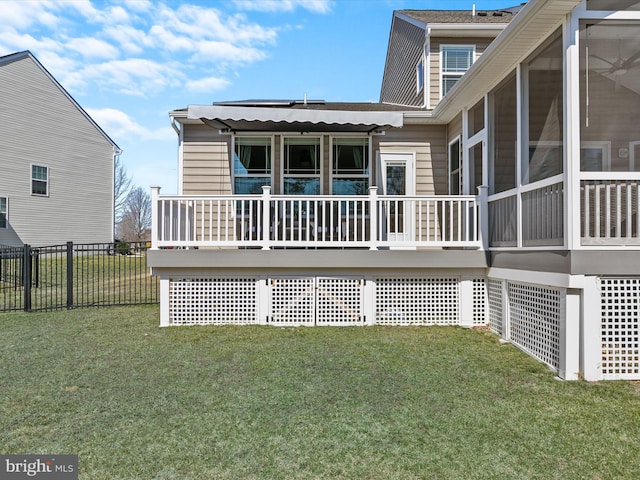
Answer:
[
  {"xmin": 66, "ymin": 242, "xmax": 74, "ymax": 309},
  {"xmin": 23, "ymin": 244, "xmax": 31, "ymax": 312}
]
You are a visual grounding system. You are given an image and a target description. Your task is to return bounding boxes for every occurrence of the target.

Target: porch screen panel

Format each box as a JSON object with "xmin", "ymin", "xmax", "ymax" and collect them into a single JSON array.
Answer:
[
  {"xmin": 580, "ymin": 21, "xmax": 640, "ymax": 173},
  {"xmin": 524, "ymin": 29, "xmax": 563, "ymax": 184},
  {"xmin": 490, "ymin": 73, "xmax": 517, "ymax": 194}
]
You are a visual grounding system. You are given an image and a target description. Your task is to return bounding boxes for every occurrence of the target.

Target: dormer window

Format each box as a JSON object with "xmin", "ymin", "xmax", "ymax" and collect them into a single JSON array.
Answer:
[{"xmin": 441, "ymin": 45, "xmax": 475, "ymax": 97}]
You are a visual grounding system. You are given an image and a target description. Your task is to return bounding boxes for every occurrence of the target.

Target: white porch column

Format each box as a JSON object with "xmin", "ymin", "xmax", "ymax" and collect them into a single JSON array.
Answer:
[
  {"xmin": 581, "ymin": 276, "xmax": 602, "ymax": 381},
  {"xmin": 159, "ymin": 277, "xmax": 170, "ymax": 327},
  {"xmin": 477, "ymin": 185, "xmax": 489, "ymax": 249},
  {"xmin": 368, "ymin": 186, "xmax": 378, "ymax": 250},
  {"xmin": 559, "ymin": 288, "xmax": 581, "ymax": 380},
  {"xmin": 261, "ymin": 186, "xmax": 271, "ymax": 250},
  {"xmin": 150, "ymin": 186, "xmax": 161, "ymax": 250}
]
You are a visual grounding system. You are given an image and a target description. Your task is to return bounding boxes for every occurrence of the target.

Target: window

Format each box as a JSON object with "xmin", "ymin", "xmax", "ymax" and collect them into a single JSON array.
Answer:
[
  {"xmin": 441, "ymin": 45, "xmax": 474, "ymax": 96},
  {"xmin": 449, "ymin": 137, "xmax": 462, "ymax": 195},
  {"xmin": 0, "ymin": 197, "xmax": 6, "ymax": 229},
  {"xmin": 31, "ymin": 165, "xmax": 48, "ymax": 196},
  {"xmin": 580, "ymin": 142, "xmax": 611, "ymax": 171},
  {"xmin": 331, "ymin": 138, "xmax": 370, "ymax": 195},
  {"xmin": 233, "ymin": 137, "xmax": 272, "ymax": 194},
  {"xmin": 283, "ymin": 137, "xmax": 321, "ymax": 195},
  {"xmin": 416, "ymin": 58, "xmax": 424, "ymax": 93}
]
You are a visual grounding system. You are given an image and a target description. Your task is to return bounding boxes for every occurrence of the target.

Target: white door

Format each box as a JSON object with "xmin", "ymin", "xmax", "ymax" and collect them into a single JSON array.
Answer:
[{"xmin": 380, "ymin": 152, "xmax": 415, "ymax": 242}]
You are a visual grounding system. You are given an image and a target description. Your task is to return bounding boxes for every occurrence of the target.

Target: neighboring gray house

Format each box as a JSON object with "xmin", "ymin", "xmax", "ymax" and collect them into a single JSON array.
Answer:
[
  {"xmin": 149, "ymin": 0, "xmax": 640, "ymax": 382},
  {"xmin": 0, "ymin": 51, "xmax": 120, "ymax": 247}
]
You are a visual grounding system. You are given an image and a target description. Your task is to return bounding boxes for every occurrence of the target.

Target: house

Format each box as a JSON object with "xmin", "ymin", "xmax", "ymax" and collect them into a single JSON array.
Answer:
[
  {"xmin": 149, "ymin": 0, "xmax": 640, "ymax": 381},
  {"xmin": 0, "ymin": 51, "xmax": 120, "ymax": 247}
]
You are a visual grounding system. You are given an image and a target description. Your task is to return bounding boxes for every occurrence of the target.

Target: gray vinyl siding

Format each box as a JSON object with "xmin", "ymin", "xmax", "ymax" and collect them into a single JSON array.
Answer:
[
  {"xmin": 0, "ymin": 54, "xmax": 115, "ymax": 247},
  {"xmin": 380, "ymin": 16, "xmax": 425, "ymax": 107},
  {"xmin": 430, "ymin": 37, "xmax": 494, "ymax": 107},
  {"xmin": 182, "ymin": 124, "xmax": 231, "ymax": 195}
]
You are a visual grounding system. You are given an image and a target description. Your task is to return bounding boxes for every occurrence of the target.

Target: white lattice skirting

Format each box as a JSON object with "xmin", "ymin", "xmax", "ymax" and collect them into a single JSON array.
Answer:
[{"xmin": 165, "ymin": 275, "xmax": 487, "ymax": 328}]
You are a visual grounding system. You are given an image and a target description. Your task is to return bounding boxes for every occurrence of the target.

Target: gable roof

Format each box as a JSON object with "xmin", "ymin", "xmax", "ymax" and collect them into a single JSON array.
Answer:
[
  {"xmin": 399, "ymin": 7, "xmax": 520, "ymax": 25},
  {"xmin": 0, "ymin": 50, "xmax": 121, "ymax": 153}
]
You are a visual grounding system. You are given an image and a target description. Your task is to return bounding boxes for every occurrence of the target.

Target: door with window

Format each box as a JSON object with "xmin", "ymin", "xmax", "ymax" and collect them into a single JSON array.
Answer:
[{"xmin": 380, "ymin": 152, "xmax": 415, "ymax": 242}]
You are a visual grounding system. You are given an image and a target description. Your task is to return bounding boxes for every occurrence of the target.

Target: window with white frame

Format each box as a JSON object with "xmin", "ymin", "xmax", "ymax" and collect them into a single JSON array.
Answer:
[
  {"xmin": 449, "ymin": 137, "xmax": 462, "ymax": 195},
  {"xmin": 0, "ymin": 196, "xmax": 7, "ymax": 229},
  {"xmin": 233, "ymin": 136, "xmax": 272, "ymax": 194},
  {"xmin": 416, "ymin": 58, "xmax": 424, "ymax": 93},
  {"xmin": 283, "ymin": 137, "xmax": 321, "ymax": 195},
  {"xmin": 31, "ymin": 165, "xmax": 48, "ymax": 196},
  {"xmin": 331, "ymin": 138, "xmax": 370, "ymax": 195},
  {"xmin": 441, "ymin": 45, "xmax": 474, "ymax": 97}
]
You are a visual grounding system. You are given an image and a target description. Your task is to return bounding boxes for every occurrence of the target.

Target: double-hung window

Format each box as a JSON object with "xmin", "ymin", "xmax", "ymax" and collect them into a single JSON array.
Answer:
[
  {"xmin": 331, "ymin": 138, "xmax": 369, "ymax": 195},
  {"xmin": 283, "ymin": 137, "xmax": 321, "ymax": 195},
  {"xmin": 32, "ymin": 165, "xmax": 49, "ymax": 196},
  {"xmin": 0, "ymin": 197, "xmax": 7, "ymax": 228},
  {"xmin": 441, "ymin": 45, "xmax": 474, "ymax": 97},
  {"xmin": 233, "ymin": 137, "xmax": 272, "ymax": 194}
]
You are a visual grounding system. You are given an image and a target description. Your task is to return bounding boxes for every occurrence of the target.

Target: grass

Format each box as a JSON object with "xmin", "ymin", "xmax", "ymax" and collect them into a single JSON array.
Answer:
[{"xmin": 1, "ymin": 306, "xmax": 640, "ymax": 479}]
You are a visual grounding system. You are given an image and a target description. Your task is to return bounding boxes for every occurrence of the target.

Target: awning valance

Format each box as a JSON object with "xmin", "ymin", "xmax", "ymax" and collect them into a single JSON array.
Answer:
[{"xmin": 187, "ymin": 105, "xmax": 404, "ymax": 132}]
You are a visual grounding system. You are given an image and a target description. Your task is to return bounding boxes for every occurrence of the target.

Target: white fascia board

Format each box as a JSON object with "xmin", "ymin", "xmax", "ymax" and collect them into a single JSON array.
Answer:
[{"xmin": 393, "ymin": 12, "xmax": 427, "ymax": 30}]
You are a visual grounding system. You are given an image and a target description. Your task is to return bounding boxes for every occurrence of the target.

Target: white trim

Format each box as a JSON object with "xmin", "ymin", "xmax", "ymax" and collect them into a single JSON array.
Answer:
[{"xmin": 177, "ymin": 124, "xmax": 184, "ymax": 195}]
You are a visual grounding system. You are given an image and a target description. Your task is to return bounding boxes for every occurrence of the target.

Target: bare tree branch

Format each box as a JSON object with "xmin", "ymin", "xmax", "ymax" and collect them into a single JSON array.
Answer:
[
  {"xmin": 117, "ymin": 187, "xmax": 151, "ymax": 241},
  {"xmin": 114, "ymin": 156, "xmax": 133, "ymax": 223}
]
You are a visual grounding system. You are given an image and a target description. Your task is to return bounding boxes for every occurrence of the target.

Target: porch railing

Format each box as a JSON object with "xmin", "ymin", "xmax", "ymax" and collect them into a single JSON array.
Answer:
[
  {"xmin": 150, "ymin": 187, "xmax": 482, "ymax": 250},
  {"xmin": 581, "ymin": 179, "xmax": 640, "ymax": 246}
]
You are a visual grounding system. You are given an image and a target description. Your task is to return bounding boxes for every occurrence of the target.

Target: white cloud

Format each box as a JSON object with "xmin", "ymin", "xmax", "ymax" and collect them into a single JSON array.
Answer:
[
  {"xmin": 65, "ymin": 37, "xmax": 119, "ymax": 60},
  {"xmin": 1, "ymin": 0, "xmax": 60, "ymax": 29},
  {"xmin": 186, "ymin": 76, "xmax": 231, "ymax": 93},
  {"xmin": 233, "ymin": 0, "xmax": 333, "ymax": 14},
  {"xmin": 85, "ymin": 107, "xmax": 174, "ymax": 141}
]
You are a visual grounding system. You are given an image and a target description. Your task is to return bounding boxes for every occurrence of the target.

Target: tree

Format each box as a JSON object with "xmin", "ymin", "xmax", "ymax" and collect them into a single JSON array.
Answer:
[
  {"xmin": 114, "ymin": 156, "xmax": 133, "ymax": 223},
  {"xmin": 117, "ymin": 187, "xmax": 151, "ymax": 241}
]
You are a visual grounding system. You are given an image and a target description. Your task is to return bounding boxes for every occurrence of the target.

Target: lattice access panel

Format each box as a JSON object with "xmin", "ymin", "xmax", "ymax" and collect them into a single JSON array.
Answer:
[
  {"xmin": 168, "ymin": 277, "xmax": 258, "ymax": 325},
  {"xmin": 600, "ymin": 278, "xmax": 640, "ymax": 379},
  {"xmin": 375, "ymin": 277, "xmax": 460, "ymax": 325},
  {"xmin": 268, "ymin": 277, "xmax": 363, "ymax": 326},
  {"xmin": 507, "ymin": 282, "xmax": 562, "ymax": 371},
  {"xmin": 487, "ymin": 279, "xmax": 504, "ymax": 336}
]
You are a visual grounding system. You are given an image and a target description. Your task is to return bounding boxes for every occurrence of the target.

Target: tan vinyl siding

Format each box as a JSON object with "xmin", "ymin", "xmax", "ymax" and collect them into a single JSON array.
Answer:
[
  {"xmin": 430, "ymin": 37, "xmax": 494, "ymax": 107},
  {"xmin": 0, "ymin": 55, "xmax": 115, "ymax": 247},
  {"xmin": 182, "ymin": 125, "xmax": 231, "ymax": 195},
  {"xmin": 375, "ymin": 125, "xmax": 447, "ymax": 196},
  {"xmin": 380, "ymin": 17, "xmax": 425, "ymax": 107}
]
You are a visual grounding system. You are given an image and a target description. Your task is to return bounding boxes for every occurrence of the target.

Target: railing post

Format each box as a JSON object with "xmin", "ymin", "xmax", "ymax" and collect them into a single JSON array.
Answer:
[
  {"xmin": 150, "ymin": 186, "xmax": 161, "ymax": 250},
  {"xmin": 261, "ymin": 185, "xmax": 271, "ymax": 250},
  {"xmin": 66, "ymin": 242, "xmax": 74, "ymax": 309},
  {"xmin": 368, "ymin": 186, "xmax": 378, "ymax": 250},
  {"xmin": 477, "ymin": 185, "xmax": 489, "ymax": 250}
]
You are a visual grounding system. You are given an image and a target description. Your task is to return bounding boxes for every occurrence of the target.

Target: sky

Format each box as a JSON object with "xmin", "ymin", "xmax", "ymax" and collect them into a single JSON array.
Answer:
[{"xmin": 1, "ymin": 0, "xmax": 513, "ymax": 194}]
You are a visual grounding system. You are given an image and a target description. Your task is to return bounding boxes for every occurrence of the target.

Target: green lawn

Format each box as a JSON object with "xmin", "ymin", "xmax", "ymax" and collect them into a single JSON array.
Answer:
[{"xmin": 1, "ymin": 306, "xmax": 639, "ymax": 479}]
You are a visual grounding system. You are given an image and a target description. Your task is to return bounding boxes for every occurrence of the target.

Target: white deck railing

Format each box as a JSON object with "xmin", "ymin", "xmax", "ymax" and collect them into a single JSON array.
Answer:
[{"xmin": 150, "ymin": 186, "xmax": 482, "ymax": 250}]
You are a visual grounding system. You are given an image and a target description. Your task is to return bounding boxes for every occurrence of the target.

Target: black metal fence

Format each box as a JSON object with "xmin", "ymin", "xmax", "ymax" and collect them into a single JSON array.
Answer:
[{"xmin": 0, "ymin": 242, "xmax": 158, "ymax": 312}]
